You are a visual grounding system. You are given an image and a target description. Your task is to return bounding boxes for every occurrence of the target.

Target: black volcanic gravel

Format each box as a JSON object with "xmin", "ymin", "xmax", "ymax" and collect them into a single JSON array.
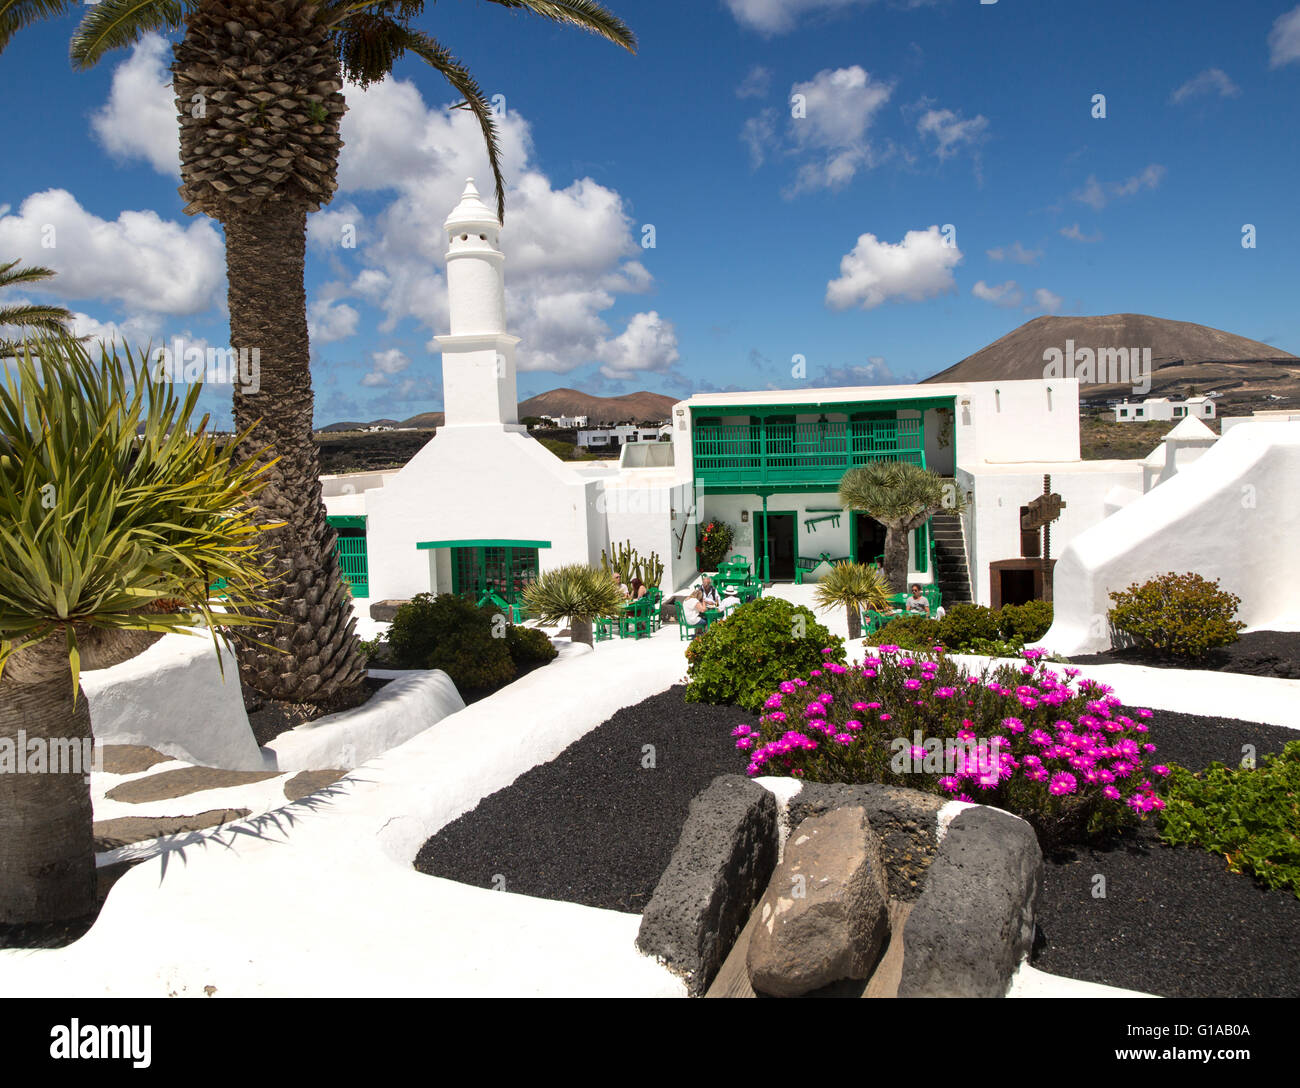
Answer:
[
  {"xmin": 1032, "ymin": 822, "xmax": 1300, "ymax": 997},
  {"xmin": 415, "ymin": 689, "xmax": 1300, "ymax": 998},
  {"xmin": 414, "ymin": 685, "xmax": 756, "ymax": 913},
  {"xmin": 1071, "ymin": 629, "xmax": 1300, "ymax": 679}
]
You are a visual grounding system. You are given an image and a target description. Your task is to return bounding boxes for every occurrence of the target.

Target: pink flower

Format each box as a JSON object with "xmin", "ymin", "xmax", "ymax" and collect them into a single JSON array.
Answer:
[
  {"xmin": 833, "ymin": 733, "xmax": 854, "ymax": 745},
  {"xmin": 818, "ymin": 692, "xmax": 834, "ymax": 704},
  {"xmin": 736, "ymin": 737, "xmax": 754, "ymax": 750},
  {"xmin": 1151, "ymin": 764, "xmax": 1170, "ymax": 776},
  {"xmin": 1049, "ymin": 772, "xmax": 1078, "ymax": 796},
  {"xmin": 1102, "ymin": 785, "xmax": 1121, "ymax": 800},
  {"xmin": 844, "ymin": 719, "xmax": 863, "ymax": 732},
  {"xmin": 731, "ymin": 725, "xmax": 752, "ymax": 737},
  {"xmin": 879, "ymin": 713, "xmax": 892, "ymax": 722},
  {"xmin": 938, "ymin": 776, "xmax": 960, "ymax": 793},
  {"xmin": 852, "ymin": 702, "xmax": 869, "ymax": 712},
  {"xmin": 779, "ymin": 681, "xmax": 796, "ymax": 694},
  {"xmin": 934, "ymin": 687, "xmax": 956, "ymax": 699},
  {"xmin": 904, "ymin": 678, "xmax": 922, "ymax": 691}
]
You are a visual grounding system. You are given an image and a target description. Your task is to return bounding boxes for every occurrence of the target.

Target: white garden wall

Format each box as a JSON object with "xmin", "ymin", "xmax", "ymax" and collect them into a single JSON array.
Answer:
[
  {"xmin": 1041, "ymin": 422, "xmax": 1300, "ymax": 654},
  {"xmin": 82, "ymin": 632, "xmax": 261, "ymax": 770}
]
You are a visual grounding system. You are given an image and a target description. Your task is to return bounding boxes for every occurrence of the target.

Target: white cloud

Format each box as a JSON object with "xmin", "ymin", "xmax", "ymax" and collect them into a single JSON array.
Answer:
[
  {"xmin": 597, "ymin": 310, "xmax": 680, "ymax": 380},
  {"xmin": 325, "ymin": 76, "xmax": 662, "ymax": 378},
  {"xmin": 736, "ymin": 65, "xmax": 772, "ymax": 99},
  {"xmin": 361, "ymin": 348, "xmax": 410, "ymax": 387},
  {"xmin": 1060, "ymin": 222, "xmax": 1102, "ymax": 243},
  {"xmin": 825, "ymin": 225, "xmax": 962, "ymax": 311},
  {"xmin": 1072, "ymin": 164, "xmax": 1165, "ymax": 210},
  {"xmin": 67, "ymin": 310, "xmax": 165, "ymax": 352},
  {"xmin": 744, "ymin": 66, "xmax": 894, "ymax": 193},
  {"xmin": 0, "ymin": 189, "xmax": 225, "ymax": 315},
  {"xmin": 309, "ymin": 299, "xmax": 360, "ymax": 344},
  {"xmin": 1029, "ymin": 288, "xmax": 1063, "ymax": 314},
  {"xmin": 986, "ymin": 241, "xmax": 1041, "ymax": 264},
  {"xmin": 972, "ymin": 280, "xmax": 1024, "ymax": 308},
  {"xmin": 1169, "ymin": 67, "xmax": 1241, "ymax": 104},
  {"xmin": 916, "ymin": 107, "xmax": 989, "ymax": 160},
  {"xmin": 308, "ymin": 204, "xmax": 364, "ymax": 253},
  {"xmin": 90, "ymin": 34, "xmax": 179, "ymax": 177},
  {"xmin": 723, "ymin": 0, "xmax": 872, "ymax": 35},
  {"xmin": 1269, "ymin": 5, "xmax": 1300, "ymax": 68}
]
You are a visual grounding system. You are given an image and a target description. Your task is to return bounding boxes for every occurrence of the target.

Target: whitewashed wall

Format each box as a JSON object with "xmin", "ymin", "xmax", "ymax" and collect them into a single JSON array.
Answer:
[
  {"xmin": 960, "ymin": 462, "xmax": 1145, "ymax": 606},
  {"xmin": 1041, "ymin": 422, "xmax": 1300, "ymax": 654},
  {"xmin": 363, "ymin": 427, "xmax": 597, "ymax": 603}
]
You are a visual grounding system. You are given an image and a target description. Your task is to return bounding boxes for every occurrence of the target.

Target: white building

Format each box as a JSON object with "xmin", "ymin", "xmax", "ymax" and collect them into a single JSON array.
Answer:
[
  {"xmin": 578, "ymin": 423, "xmax": 670, "ymax": 449},
  {"xmin": 322, "ymin": 179, "xmax": 1157, "ymax": 614},
  {"xmin": 540, "ymin": 414, "xmax": 588, "ymax": 428},
  {"xmin": 1112, "ymin": 395, "xmax": 1215, "ymax": 423}
]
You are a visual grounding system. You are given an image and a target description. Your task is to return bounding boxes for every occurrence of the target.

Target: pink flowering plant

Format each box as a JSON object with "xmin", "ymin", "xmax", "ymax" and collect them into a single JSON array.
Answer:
[{"xmin": 734, "ymin": 646, "xmax": 1166, "ymax": 848}]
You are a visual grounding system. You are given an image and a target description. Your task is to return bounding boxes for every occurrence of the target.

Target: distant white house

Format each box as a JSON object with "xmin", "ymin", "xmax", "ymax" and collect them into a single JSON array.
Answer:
[
  {"xmin": 1112, "ymin": 395, "xmax": 1215, "ymax": 422},
  {"xmin": 578, "ymin": 423, "xmax": 670, "ymax": 448},
  {"xmin": 540, "ymin": 414, "xmax": 588, "ymax": 428}
]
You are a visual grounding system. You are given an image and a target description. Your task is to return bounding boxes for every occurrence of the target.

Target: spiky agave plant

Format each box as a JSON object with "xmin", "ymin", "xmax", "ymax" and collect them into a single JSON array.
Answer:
[
  {"xmin": 521, "ymin": 564, "xmax": 624, "ymax": 647},
  {"xmin": 838, "ymin": 462, "xmax": 964, "ymax": 593},
  {"xmin": 0, "ymin": 334, "xmax": 275, "ymax": 924},
  {"xmin": 812, "ymin": 561, "xmax": 892, "ymax": 642}
]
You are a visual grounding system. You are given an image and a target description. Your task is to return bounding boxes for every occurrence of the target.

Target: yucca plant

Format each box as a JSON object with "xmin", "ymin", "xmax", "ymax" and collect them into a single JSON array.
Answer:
[
  {"xmin": 0, "ymin": 334, "xmax": 275, "ymax": 925},
  {"xmin": 839, "ymin": 462, "xmax": 964, "ymax": 593},
  {"xmin": 0, "ymin": 0, "xmax": 636, "ymax": 708},
  {"xmin": 0, "ymin": 258, "xmax": 80, "ymax": 357},
  {"xmin": 521, "ymin": 564, "xmax": 624, "ymax": 647},
  {"xmin": 812, "ymin": 561, "xmax": 892, "ymax": 642}
]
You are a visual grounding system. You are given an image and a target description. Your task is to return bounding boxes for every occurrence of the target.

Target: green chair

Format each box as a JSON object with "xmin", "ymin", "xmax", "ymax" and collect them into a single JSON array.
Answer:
[
  {"xmin": 674, "ymin": 598, "xmax": 703, "ymax": 640},
  {"xmin": 595, "ymin": 613, "xmax": 618, "ymax": 642},
  {"xmin": 646, "ymin": 588, "xmax": 664, "ymax": 633},
  {"xmin": 620, "ymin": 596, "xmax": 654, "ymax": 640}
]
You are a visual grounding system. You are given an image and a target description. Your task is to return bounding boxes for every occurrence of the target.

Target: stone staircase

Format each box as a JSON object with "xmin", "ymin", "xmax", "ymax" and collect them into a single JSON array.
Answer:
[{"xmin": 928, "ymin": 511, "xmax": 972, "ymax": 606}]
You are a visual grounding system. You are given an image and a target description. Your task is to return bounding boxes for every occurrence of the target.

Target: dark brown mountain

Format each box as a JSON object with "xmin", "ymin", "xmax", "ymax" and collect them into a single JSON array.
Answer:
[
  {"xmin": 925, "ymin": 314, "xmax": 1298, "ymax": 403},
  {"xmin": 321, "ymin": 388, "xmax": 676, "ymax": 433}
]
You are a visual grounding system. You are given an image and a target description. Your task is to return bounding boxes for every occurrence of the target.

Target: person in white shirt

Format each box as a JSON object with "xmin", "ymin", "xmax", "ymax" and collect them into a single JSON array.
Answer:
[
  {"xmin": 682, "ymin": 589, "xmax": 706, "ymax": 626},
  {"xmin": 613, "ymin": 573, "xmax": 630, "ymax": 599}
]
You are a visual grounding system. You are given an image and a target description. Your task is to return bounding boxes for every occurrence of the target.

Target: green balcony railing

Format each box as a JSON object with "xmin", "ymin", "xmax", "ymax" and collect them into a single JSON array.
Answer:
[{"xmin": 693, "ymin": 418, "xmax": 925, "ymax": 489}]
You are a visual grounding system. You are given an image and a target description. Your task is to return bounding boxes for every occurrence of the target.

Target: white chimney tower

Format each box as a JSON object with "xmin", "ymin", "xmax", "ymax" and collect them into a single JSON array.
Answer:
[{"xmin": 434, "ymin": 178, "xmax": 521, "ymax": 427}]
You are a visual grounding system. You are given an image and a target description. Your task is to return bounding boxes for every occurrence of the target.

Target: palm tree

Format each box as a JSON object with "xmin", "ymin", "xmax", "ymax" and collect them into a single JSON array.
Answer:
[
  {"xmin": 0, "ymin": 258, "xmax": 79, "ymax": 357},
  {"xmin": 0, "ymin": 334, "xmax": 274, "ymax": 924},
  {"xmin": 838, "ymin": 462, "xmax": 965, "ymax": 593},
  {"xmin": 0, "ymin": 0, "xmax": 636, "ymax": 707},
  {"xmin": 522, "ymin": 564, "xmax": 624, "ymax": 647},
  {"xmin": 812, "ymin": 561, "xmax": 891, "ymax": 641}
]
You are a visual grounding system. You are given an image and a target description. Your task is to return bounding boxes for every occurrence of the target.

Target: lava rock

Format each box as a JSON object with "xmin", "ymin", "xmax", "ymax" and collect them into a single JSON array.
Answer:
[
  {"xmin": 636, "ymin": 775, "xmax": 778, "ymax": 996},
  {"xmin": 787, "ymin": 782, "xmax": 943, "ymax": 900},
  {"xmin": 899, "ymin": 806, "xmax": 1042, "ymax": 997},
  {"xmin": 747, "ymin": 806, "xmax": 890, "ymax": 997}
]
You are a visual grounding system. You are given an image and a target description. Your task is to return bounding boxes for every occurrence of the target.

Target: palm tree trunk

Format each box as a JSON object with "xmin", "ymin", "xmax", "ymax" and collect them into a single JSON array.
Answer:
[
  {"xmin": 224, "ymin": 206, "xmax": 366, "ymax": 705},
  {"xmin": 570, "ymin": 618, "xmax": 594, "ymax": 647},
  {"xmin": 846, "ymin": 606, "xmax": 862, "ymax": 642},
  {"xmin": 883, "ymin": 526, "xmax": 909, "ymax": 594},
  {"xmin": 0, "ymin": 661, "xmax": 94, "ymax": 924}
]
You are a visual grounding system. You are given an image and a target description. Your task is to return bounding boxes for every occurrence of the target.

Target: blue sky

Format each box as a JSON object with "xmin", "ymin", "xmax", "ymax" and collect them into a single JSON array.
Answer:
[{"xmin": 2, "ymin": 0, "xmax": 1298, "ymax": 427}]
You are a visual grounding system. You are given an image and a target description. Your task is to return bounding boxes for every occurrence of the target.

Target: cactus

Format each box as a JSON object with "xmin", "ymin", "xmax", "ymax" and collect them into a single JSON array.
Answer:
[
  {"xmin": 638, "ymin": 550, "xmax": 664, "ymax": 588},
  {"xmin": 601, "ymin": 540, "xmax": 638, "ymax": 583}
]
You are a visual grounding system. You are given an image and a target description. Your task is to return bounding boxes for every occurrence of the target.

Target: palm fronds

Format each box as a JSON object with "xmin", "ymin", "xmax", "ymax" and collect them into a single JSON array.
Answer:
[{"xmin": 0, "ymin": 333, "xmax": 278, "ymax": 694}]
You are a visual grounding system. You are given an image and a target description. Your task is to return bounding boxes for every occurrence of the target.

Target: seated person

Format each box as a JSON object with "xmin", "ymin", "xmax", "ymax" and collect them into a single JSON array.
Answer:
[
  {"xmin": 699, "ymin": 576, "xmax": 721, "ymax": 609},
  {"xmin": 681, "ymin": 589, "xmax": 706, "ymax": 626},
  {"xmin": 629, "ymin": 576, "xmax": 648, "ymax": 599},
  {"xmin": 613, "ymin": 573, "xmax": 630, "ymax": 599},
  {"xmin": 903, "ymin": 584, "xmax": 931, "ymax": 616}
]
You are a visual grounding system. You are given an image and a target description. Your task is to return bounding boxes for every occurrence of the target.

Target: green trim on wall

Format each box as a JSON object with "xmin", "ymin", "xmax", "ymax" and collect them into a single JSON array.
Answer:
[
  {"xmin": 327, "ymin": 514, "xmax": 367, "ymax": 529},
  {"xmin": 417, "ymin": 538, "xmax": 552, "ymax": 550}
]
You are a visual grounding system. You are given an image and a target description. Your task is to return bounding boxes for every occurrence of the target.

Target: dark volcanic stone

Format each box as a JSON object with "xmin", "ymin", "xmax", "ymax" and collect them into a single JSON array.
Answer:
[
  {"xmin": 899, "ymin": 806, "xmax": 1043, "ymax": 998},
  {"xmin": 636, "ymin": 775, "xmax": 778, "ymax": 996},
  {"xmin": 1071, "ymin": 629, "xmax": 1300, "ymax": 680},
  {"xmin": 788, "ymin": 783, "xmax": 944, "ymax": 900}
]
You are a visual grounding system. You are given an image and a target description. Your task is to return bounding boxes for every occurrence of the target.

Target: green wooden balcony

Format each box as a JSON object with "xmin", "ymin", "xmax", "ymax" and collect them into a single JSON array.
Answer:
[{"xmin": 693, "ymin": 418, "xmax": 925, "ymax": 490}]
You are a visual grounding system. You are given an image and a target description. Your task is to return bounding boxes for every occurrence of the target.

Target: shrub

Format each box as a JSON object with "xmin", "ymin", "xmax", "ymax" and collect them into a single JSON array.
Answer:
[
  {"xmin": 696, "ymin": 519, "xmax": 734, "ymax": 571},
  {"xmin": 999, "ymin": 601, "xmax": 1053, "ymax": 644},
  {"xmin": 505, "ymin": 624, "xmax": 558, "ymax": 667},
  {"xmin": 387, "ymin": 593, "xmax": 515, "ymax": 693},
  {"xmin": 685, "ymin": 596, "xmax": 845, "ymax": 713},
  {"xmin": 522, "ymin": 564, "xmax": 624, "ymax": 648},
  {"xmin": 868, "ymin": 614, "xmax": 942, "ymax": 651},
  {"xmin": 1158, "ymin": 742, "xmax": 1300, "ymax": 898},
  {"xmin": 734, "ymin": 648, "xmax": 1164, "ymax": 849},
  {"xmin": 1108, "ymin": 572, "xmax": 1245, "ymax": 660},
  {"xmin": 938, "ymin": 603, "xmax": 1002, "ymax": 650}
]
